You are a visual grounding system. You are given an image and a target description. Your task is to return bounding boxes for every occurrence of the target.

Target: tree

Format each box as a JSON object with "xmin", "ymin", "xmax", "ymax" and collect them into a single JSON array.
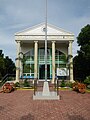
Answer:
[
  {"xmin": 0, "ymin": 50, "xmax": 15, "ymax": 80},
  {"xmin": 4, "ymin": 56, "xmax": 15, "ymax": 75},
  {"xmin": 77, "ymin": 24, "xmax": 90, "ymax": 46},
  {"xmin": 73, "ymin": 24, "xmax": 90, "ymax": 81},
  {"xmin": 0, "ymin": 50, "xmax": 5, "ymax": 79}
]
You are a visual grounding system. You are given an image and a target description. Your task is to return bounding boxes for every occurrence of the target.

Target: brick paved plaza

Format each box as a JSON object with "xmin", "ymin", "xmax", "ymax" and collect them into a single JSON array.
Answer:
[{"xmin": 0, "ymin": 90, "xmax": 90, "ymax": 120}]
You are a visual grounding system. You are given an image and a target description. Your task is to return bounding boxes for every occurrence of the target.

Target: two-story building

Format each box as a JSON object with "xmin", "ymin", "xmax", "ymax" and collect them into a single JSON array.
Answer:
[{"xmin": 15, "ymin": 23, "xmax": 74, "ymax": 83}]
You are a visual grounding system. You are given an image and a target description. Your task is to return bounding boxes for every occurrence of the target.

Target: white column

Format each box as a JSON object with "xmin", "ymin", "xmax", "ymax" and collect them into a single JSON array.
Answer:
[
  {"xmin": 16, "ymin": 41, "xmax": 20, "ymax": 82},
  {"xmin": 34, "ymin": 41, "xmax": 38, "ymax": 79},
  {"xmin": 20, "ymin": 51, "xmax": 23, "ymax": 78},
  {"xmin": 52, "ymin": 41, "xmax": 55, "ymax": 83},
  {"xmin": 69, "ymin": 41, "xmax": 74, "ymax": 82}
]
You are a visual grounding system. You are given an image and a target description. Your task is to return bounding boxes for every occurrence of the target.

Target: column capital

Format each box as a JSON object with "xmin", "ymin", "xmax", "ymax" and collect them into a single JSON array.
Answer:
[
  {"xmin": 16, "ymin": 40, "xmax": 21, "ymax": 43},
  {"xmin": 52, "ymin": 41, "xmax": 56, "ymax": 43},
  {"xmin": 34, "ymin": 41, "xmax": 38, "ymax": 43},
  {"xmin": 69, "ymin": 40, "xmax": 73, "ymax": 44}
]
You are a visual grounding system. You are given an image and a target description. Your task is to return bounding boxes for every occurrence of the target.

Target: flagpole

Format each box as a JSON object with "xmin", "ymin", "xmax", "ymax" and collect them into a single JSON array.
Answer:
[{"xmin": 45, "ymin": 0, "xmax": 47, "ymax": 82}]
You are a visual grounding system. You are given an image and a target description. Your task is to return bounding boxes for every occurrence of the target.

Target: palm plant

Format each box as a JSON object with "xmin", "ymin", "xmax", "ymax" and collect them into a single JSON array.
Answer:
[{"xmin": 15, "ymin": 52, "xmax": 26, "ymax": 78}]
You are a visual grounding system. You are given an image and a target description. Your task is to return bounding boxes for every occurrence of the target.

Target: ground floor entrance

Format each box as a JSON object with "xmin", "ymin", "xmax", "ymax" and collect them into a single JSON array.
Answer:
[
  {"xmin": 39, "ymin": 64, "xmax": 50, "ymax": 79},
  {"xmin": 15, "ymin": 23, "xmax": 74, "ymax": 82},
  {"xmin": 20, "ymin": 48, "xmax": 68, "ymax": 80}
]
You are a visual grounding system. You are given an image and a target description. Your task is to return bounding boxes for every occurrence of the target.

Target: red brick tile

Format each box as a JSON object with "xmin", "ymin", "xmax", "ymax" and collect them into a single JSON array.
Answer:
[{"xmin": 0, "ymin": 90, "xmax": 90, "ymax": 120}]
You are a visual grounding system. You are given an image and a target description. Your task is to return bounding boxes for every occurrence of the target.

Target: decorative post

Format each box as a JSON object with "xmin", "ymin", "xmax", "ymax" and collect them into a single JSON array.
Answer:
[{"xmin": 52, "ymin": 41, "xmax": 55, "ymax": 83}]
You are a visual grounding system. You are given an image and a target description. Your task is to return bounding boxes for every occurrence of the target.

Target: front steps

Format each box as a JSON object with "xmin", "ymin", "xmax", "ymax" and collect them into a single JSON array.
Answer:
[{"xmin": 33, "ymin": 81, "xmax": 59, "ymax": 100}]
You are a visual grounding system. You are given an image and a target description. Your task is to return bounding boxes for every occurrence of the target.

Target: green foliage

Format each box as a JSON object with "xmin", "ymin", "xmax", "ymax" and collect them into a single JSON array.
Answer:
[
  {"xmin": 87, "ymin": 85, "xmax": 90, "ymax": 89},
  {"xmin": 77, "ymin": 24, "xmax": 90, "ymax": 46},
  {"xmin": 65, "ymin": 81, "xmax": 73, "ymax": 88},
  {"xmin": 0, "ymin": 50, "xmax": 4, "ymax": 57},
  {"xmin": 60, "ymin": 79, "xmax": 66, "ymax": 87},
  {"xmin": 15, "ymin": 82, "xmax": 20, "ymax": 87},
  {"xmin": 73, "ymin": 24, "xmax": 90, "ymax": 81},
  {"xmin": 0, "ymin": 50, "xmax": 5, "ymax": 79},
  {"xmin": 0, "ymin": 73, "xmax": 2, "ymax": 80},
  {"xmin": 17, "ymin": 52, "xmax": 27, "ymax": 76},
  {"xmin": 23, "ymin": 64, "xmax": 30, "ymax": 73},
  {"xmin": 0, "ymin": 57, "xmax": 5, "ymax": 79},
  {"xmin": 73, "ymin": 55, "xmax": 87, "ymax": 81},
  {"xmin": 60, "ymin": 81, "xmax": 73, "ymax": 88},
  {"xmin": 4, "ymin": 56, "xmax": 15, "ymax": 74},
  {"xmin": 0, "ymin": 50, "xmax": 15, "ymax": 80},
  {"xmin": 23, "ymin": 79, "xmax": 30, "ymax": 87},
  {"xmin": 84, "ymin": 76, "xmax": 90, "ymax": 85},
  {"xmin": 60, "ymin": 55, "xmax": 67, "ymax": 62}
]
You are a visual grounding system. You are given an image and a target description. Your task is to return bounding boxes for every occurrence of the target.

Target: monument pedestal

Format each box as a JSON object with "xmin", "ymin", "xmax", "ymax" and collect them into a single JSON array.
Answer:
[{"xmin": 33, "ymin": 81, "xmax": 59, "ymax": 100}]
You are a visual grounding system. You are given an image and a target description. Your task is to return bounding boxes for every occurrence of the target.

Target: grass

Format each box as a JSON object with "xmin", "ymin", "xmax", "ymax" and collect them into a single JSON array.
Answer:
[
  {"xmin": 16, "ymin": 86, "xmax": 34, "ymax": 90},
  {"xmin": 86, "ymin": 89, "xmax": 90, "ymax": 93},
  {"xmin": 58, "ymin": 87, "xmax": 72, "ymax": 91},
  {"xmin": 16, "ymin": 88, "xmax": 34, "ymax": 90}
]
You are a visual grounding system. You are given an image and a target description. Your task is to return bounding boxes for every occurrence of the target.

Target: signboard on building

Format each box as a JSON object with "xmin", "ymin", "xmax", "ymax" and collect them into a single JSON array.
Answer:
[{"xmin": 57, "ymin": 68, "xmax": 69, "ymax": 76}]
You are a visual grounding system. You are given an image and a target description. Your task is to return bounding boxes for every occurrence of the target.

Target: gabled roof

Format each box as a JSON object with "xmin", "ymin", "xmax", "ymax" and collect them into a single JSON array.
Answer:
[{"xmin": 15, "ymin": 23, "xmax": 74, "ymax": 36}]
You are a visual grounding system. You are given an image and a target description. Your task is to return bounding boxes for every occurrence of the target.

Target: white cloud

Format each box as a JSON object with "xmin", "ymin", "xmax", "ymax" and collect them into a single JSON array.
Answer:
[{"xmin": 0, "ymin": 0, "xmax": 90, "ymax": 61}]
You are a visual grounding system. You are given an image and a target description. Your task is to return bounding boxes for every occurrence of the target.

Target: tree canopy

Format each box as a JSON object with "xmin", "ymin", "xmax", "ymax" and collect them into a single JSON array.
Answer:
[
  {"xmin": 0, "ymin": 50, "xmax": 15, "ymax": 79},
  {"xmin": 73, "ymin": 24, "xmax": 90, "ymax": 81},
  {"xmin": 77, "ymin": 24, "xmax": 90, "ymax": 46}
]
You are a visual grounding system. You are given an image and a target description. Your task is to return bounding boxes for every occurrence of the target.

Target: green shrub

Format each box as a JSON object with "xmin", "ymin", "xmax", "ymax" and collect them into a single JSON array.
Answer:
[
  {"xmin": 65, "ymin": 81, "xmax": 73, "ymax": 88},
  {"xmin": 87, "ymin": 85, "xmax": 90, "ymax": 89},
  {"xmin": 60, "ymin": 79, "xmax": 66, "ymax": 87},
  {"xmin": 84, "ymin": 76, "xmax": 90, "ymax": 85},
  {"xmin": 23, "ymin": 79, "xmax": 30, "ymax": 87},
  {"xmin": 15, "ymin": 82, "xmax": 20, "ymax": 87}
]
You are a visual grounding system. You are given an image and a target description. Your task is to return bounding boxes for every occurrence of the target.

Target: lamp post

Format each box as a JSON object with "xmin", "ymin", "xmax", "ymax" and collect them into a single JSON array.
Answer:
[{"xmin": 45, "ymin": 0, "xmax": 47, "ymax": 81}]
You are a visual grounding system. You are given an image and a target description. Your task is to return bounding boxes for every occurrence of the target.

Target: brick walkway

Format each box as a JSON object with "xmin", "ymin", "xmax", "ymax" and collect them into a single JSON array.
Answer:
[{"xmin": 0, "ymin": 90, "xmax": 90, "ymax": 120}]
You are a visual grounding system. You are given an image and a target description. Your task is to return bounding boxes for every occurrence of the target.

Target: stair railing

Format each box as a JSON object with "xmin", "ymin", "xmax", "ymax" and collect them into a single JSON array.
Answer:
[{"xmin": 0, "ymin": 74, "xmax": 16, "ymax": 87}]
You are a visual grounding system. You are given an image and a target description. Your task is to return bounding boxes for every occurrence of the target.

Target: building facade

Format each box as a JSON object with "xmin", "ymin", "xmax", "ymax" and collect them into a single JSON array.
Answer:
[{"xmin": 15, "ymin": 23, "xmax": 74, "ymax": 83}]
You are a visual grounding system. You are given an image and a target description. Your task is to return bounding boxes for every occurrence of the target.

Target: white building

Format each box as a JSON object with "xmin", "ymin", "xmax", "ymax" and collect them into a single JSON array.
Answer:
[{"xmin": 15, "ymin": 23, "xmax": 74, "ymax": 83}]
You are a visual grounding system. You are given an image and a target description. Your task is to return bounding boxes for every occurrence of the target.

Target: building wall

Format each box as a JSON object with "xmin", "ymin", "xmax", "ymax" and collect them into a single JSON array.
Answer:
[
  {"xmin": 56, "ymin": 43, "xmax": 68, "ymax": 56},
  {"xmin": 21, "ymin": 42, "xmax": 68, "ymax": 55},
  {"xmin": 15, "ymin": 23, "xmax": 74, "ymax": 82},
  {"xmin": 21, "ymin": 43, "xmax": 34, "ymax": 54}
]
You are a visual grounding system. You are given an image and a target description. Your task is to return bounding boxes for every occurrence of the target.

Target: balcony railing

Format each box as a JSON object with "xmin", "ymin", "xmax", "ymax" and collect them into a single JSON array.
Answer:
[{"xmin": 25, "ymin": 55, "xmax": 67, "ymax": 64}]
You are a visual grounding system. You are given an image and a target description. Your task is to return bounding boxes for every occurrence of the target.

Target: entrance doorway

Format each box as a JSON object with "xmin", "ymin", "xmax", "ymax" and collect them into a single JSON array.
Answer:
[{"xmin": 39, "ymin": 64, "xmax": 50, "ymax": 79}]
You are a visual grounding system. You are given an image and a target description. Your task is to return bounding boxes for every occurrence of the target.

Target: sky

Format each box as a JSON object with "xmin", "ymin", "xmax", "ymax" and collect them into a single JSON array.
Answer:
[{"xmin": 0, "ymin": 0, "xmax": 90, "ymax": 62}]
